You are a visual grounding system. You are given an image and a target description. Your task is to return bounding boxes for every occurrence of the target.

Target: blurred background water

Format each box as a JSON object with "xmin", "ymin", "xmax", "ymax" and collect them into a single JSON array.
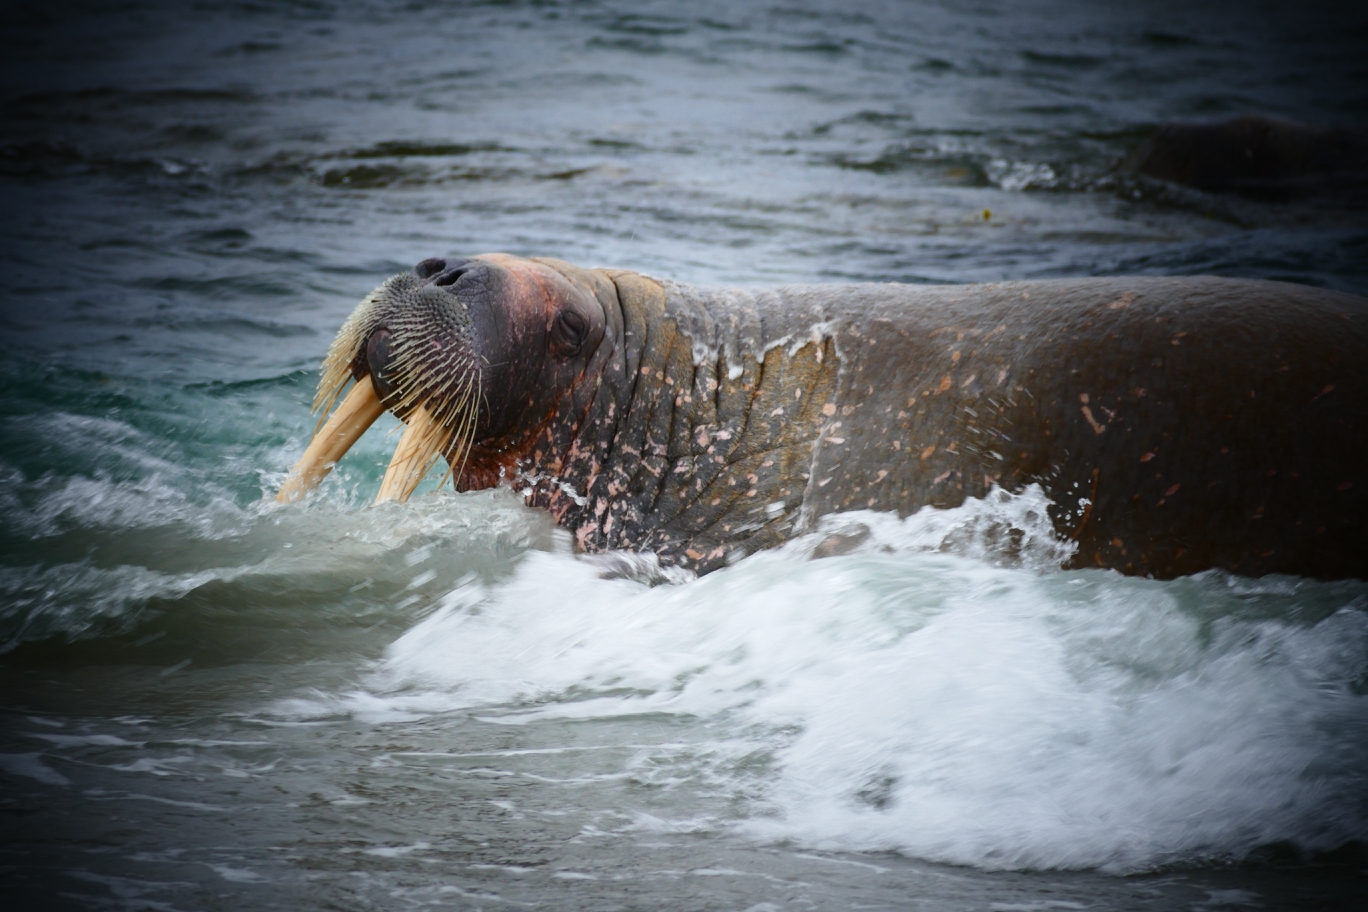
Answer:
[{"xmin": 1, "ymin": 1, "xmax": 1366, "ymax": 909}]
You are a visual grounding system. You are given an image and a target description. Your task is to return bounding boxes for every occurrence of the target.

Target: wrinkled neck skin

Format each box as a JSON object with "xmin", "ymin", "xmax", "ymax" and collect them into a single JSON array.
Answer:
[{"xmin": 477, "ymin": 263, "xmax": 842, "ymax": 574}]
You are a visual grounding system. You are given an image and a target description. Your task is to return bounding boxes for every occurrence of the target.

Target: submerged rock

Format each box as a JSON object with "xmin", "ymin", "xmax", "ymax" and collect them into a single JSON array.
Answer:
[{"xmin": 1120, "ymin": 114, "xmax": 1368, "ymax": 194}]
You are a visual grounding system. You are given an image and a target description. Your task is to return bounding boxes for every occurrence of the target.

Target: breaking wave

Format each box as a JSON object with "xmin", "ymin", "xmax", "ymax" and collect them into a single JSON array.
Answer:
[{"xmin": 268, "ymin": 487, "xmax": 1368, "ymax": 873}]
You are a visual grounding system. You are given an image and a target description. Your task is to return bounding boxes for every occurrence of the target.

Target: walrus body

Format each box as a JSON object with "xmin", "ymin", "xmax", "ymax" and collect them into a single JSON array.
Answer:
[{"xmin": 281, "ymin": 255, "xmax": 1368, "ymax": 580}]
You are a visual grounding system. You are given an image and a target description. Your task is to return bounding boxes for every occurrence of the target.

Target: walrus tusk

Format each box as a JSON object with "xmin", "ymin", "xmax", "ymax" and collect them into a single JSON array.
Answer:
[
  {"xmin": 374, "ymin": 405, "xmax": 446, "ymax": 504},
  {"xmin": 276, "ymin": 376, "xmax": 385, "ymax": 503}
]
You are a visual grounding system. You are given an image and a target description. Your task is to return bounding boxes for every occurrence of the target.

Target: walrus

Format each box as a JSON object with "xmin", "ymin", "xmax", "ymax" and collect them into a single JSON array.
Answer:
[{"xmin": 277, "ymin": 254, "xmax": 1368, "ymax": 580}]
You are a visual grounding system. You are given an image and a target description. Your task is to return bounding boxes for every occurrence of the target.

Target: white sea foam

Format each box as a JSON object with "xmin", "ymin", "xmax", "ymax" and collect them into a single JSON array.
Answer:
[{"xmin": 347, "ymin": 488, "xmax": 1368, "ymax": 873}]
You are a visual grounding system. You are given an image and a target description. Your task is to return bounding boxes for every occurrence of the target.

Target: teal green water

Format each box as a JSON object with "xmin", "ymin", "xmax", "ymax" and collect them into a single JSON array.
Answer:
[{"xmin": 2, "ymin": 1, "xmax": 1366, "ymax": 909}]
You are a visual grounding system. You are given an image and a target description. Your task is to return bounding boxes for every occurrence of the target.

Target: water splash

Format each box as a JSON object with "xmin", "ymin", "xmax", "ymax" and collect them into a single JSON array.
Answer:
[{"xmin": 263, "ymin": 488, "xmax": 1368, "ymax": 873}]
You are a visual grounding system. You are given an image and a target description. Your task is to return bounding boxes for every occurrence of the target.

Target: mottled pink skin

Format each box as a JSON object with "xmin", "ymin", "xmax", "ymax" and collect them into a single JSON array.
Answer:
[{"xmin": 397, "ymin": 255, "xmax": 1368, "ymax": 580}]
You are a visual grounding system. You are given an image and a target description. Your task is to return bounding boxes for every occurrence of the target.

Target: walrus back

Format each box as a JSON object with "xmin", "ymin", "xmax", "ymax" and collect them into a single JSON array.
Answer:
[
  {"xmin": 606, "ymin": 275, "xmax": 1366, "ymax": 578},
  {"xmin": 753, "ymin": 276, "xmax": 1367, "ymax": 579}
]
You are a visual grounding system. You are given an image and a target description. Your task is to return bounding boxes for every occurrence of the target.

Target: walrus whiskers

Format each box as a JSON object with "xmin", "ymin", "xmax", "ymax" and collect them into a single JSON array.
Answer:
[
  {"xmin": 365, "ymin": 360, "xmax": 460, "ymax": 503},
  {"xmin": 433, "ymin": 375, "xmax": 482, "ymax": 494},
  {"xmin": 375, "ymin": 405, "xmax": 449, "ymax": 503},
  {"xmin": 312, "ymin": 286, "xmax": 388, "ymax": 428},
  {"xmin": 371, "ymin": 363, "xmax": 485, "ymax": 503},
  {"xmin": 279, "ymin": 267, "xmax": 492, "ymax": 504}
]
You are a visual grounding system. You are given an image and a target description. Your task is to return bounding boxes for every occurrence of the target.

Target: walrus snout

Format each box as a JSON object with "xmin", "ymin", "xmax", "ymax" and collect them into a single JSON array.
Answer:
[
  {"xmin": 414, "ymin": 256, "xmax": 478, "ymax": 290},
  {"xmin": 364, "ymin": 328, "xmax": 400, "ymax": 405},
  {"xmin": 278, "ymin": 253, "xmax": 619, "ymax": 507},
  {"xmin": 276, "ymin": 267, "xmax": 492, "ymax": 505}
]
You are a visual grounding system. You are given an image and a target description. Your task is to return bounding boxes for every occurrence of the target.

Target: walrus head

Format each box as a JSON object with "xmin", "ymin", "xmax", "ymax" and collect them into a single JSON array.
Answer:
[{"xmin": 278, "ymin": 253, "xmax": 611, "ymax": 504}]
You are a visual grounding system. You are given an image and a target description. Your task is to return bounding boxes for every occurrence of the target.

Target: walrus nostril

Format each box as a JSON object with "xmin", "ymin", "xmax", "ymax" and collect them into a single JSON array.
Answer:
[
  {"xmin": 432, "ymin": 264, "xmax": 474, "ymax": 288},
  {"xmin": 413, "ymin": 257, "xmax": 475, "ymax": 287},
  {"xmin": 365, "ymin": 328, "xmax": 400, "ymax": 404},
  {"xmin": 414, "ymin": 258, "xmax": 447, "ymax": 279}
]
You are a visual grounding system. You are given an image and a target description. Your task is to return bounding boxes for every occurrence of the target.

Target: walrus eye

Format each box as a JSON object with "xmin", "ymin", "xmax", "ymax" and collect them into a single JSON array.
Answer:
[{"xmin": 550, "ymin": 309, "xmax": 588, "ymax": 358}]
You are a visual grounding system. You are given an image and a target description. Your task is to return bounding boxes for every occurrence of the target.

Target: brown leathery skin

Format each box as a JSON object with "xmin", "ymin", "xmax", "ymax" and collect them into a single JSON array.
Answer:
[
  {"xmin": 778, "ymin": 276, "xmax": 1367, "ymax": 580},
  {"xmin": 368, "ymin": 255, "xmax": 1368, "ymax": 580}
]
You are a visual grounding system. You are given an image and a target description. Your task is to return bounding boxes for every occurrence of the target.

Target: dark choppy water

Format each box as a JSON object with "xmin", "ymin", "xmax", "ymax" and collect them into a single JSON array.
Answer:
[{"xmin": 2, "ymin": 1, "xmax": 1367, "ymax": 909}]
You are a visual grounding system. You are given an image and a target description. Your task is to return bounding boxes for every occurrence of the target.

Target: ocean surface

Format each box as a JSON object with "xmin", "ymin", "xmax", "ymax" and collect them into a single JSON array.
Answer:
[{"xmin": 2, "ymin": 1, "xmax": 1367, "ymax": 909}]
